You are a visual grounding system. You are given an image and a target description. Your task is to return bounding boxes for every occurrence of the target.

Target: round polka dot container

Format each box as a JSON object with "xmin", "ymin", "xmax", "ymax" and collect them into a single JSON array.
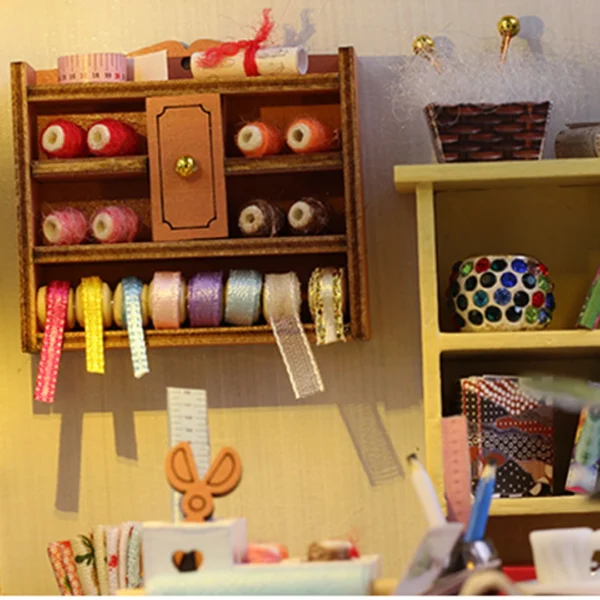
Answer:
[{"xmin": 448, "ymin": 255, "xmax": 555, "ymax": 332}]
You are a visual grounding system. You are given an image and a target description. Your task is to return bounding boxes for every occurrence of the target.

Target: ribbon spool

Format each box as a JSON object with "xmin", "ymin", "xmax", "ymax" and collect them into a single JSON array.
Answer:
[
  {"xmin": 41, "ymin": 119, "xmax": 87, "ymax": 159},
  {"xmin": 238, "ymin": 199, "xmax": 285, "ymax": 237},
  {"xmin": 263, "ymin": 272, "xmax": 324, "ymax": 399},
  {"xmin": 287, "ymin": 197, "xmax": 333, "ymax": 235},
  {"xmin": 37, "ymin": 285, "xmax": 76, "ymax": 331},
  {"xmin": 43, "ymin": 209, "xmax": 88, "ymax": 245},
  {"xmin": 75, "ymin": 281, "xmax": 113, "ymax": 329},
  {"xmin": 113, "ymin": 282, "xmax": 150, "ymax": 328},
  {"xmin": 91, "ymin": 206, "xmax": 139, "ymax": 243},
  {"xmin": 286, "ymin": 117, "xmax": 337, "ymax": 154},
  {"xmin": 236, "ymin": 122, "xmax": 284, "ymax": 157},
  {"xmin": 188, "ymin": 272, "xmax": 224, "ymax": 327},
  {"xmin": 87, "ymin": 119, "xmax": 138, "ymax": 157},
  {"xmin": 224, "ymin": 270, "xmax": 263, "ymax": 326},
  {"xmin": 149, "ymin": 272, "xmax": 187, "ymax": 329},
  {"xmin": 308, "ymin": 267, "xmax": 347, "ymax": 345}
]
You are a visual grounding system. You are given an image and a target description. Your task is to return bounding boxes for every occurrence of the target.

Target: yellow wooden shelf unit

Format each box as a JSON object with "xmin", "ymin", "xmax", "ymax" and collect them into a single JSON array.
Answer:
[{"xmin": 395, "ymin": 157, "xmax": 600, "ymax": 517}]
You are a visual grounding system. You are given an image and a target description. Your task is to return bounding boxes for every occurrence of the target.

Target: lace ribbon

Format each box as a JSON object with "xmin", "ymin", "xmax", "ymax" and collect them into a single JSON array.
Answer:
[
  {"xmin": 81, "ymin": 276, "xmax": 105, "ymax": 374},
  {"xmin": 122, "ymin": 277, "xmax": 149, "ymax": 378}
]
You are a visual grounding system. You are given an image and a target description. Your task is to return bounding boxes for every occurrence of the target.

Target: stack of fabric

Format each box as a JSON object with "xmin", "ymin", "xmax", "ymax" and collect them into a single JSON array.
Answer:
[{"xmin": 47, "ymin": 522, "xmax": 143, "ymax": 595}]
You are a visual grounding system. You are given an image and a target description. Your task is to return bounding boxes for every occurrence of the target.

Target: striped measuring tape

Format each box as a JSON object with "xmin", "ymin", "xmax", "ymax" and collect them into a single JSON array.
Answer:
[{"xmin": 58, "ymin": 53, "xmax": 128, "ymax": 83}]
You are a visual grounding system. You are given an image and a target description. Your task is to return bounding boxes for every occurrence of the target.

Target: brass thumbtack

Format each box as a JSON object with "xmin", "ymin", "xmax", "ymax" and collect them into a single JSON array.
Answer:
[
  {"xmin": 412, "ymin": 35, "xmax": 441, "ymax": 73},
  {"xmin": 498, "ymin": 16, "xmax": 520, "ymax": 64}
]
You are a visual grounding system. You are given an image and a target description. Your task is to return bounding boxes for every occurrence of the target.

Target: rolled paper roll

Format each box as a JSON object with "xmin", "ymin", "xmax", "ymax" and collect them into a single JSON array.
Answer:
[
  {"xmin": 34, "ymin": 281, "xmax": 71, "ymax": 404},
  {"xmin": 87, "ymin": 119, "xmax": 138, "ymax": 157},
  {"xmin": 263, "ymin": 272, "xmax": 324, "ymax": 399},
  {"xmin": 286, "ymin": 117, "xmax": 337, "ymax": 154},
  {"xmin": 91, "ymin": 206, "xmax": 139, "ymax": 243},
  {"xmin": 40, "ymin": 119, "xmax": 87, "ymax": 159},
  {"xmin": 121, "ymin": 277, "xmax": 150, "ymax": 379},
  {"xmin": 113, "ymin": 281, "xmax": 150, "ymax": 328},
  {"xmin": 287, "ymin": 197, "xmax": 333, "ymax": 235},
  {"xmin": 307, "ymin": 540, "xmax": 359, "ymax": 561},
  {"xmin": 43, "ymin": 208, "xmax": 88, "ymax": 245},
  {"xmin": 236, "ymin": 121, "xmax": 284, "ymax": 157},
  {"xmin": 149, "ymin": 272, "xmax": 187, "ymax": 329},
  {"xmin": 75, "ymin": 281, "xmax": 113, "ymax": 329},
  {"xmin": 309, "ymin": 267, "xmax": 346, "ymax": 345},
  {"xmin": 238, "ymin": 199, "xmax": 285, "ymax": 237},
  {"xmin": 191, "ymin": 46, "xmax": 308, "ymax": 79},
  {"xmin": 188, "ymin": 272, "xmax": 224, "ymax": 327},
  {"xmin": 224, "ymin": 270, "xmax": 263, "ymax": 326},
  {"xmin": 37, "ymin": 284, "xmax": 76, "ymax": 331}
]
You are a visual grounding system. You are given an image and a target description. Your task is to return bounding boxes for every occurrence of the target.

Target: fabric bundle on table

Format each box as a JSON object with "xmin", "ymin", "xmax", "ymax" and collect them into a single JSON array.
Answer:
[{"xmin": 47, "ymin": 522, "xmax": 143, "ymax": 595}]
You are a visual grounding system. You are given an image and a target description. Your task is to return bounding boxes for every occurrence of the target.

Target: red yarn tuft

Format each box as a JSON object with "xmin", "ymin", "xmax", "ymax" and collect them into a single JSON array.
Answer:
[{"xmin": 197, "ymin": 9, "xmax": 274, "ymax": 76}]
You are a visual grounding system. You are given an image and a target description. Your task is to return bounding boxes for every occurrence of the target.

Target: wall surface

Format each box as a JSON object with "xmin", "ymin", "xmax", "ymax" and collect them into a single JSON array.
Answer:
[{"xmin": 0, "ymin": 0, "xmax": 598, "ymax": 594}]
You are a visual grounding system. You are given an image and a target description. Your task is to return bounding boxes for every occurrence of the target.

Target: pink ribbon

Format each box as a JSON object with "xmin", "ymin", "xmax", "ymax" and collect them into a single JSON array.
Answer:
[
  {"xmin": 35, "ymin": 281, "xmax": 70, "ymax": 403},
  {"xmin": 151, "ymin": 272, "xmax": 184, "ymax": 329}
]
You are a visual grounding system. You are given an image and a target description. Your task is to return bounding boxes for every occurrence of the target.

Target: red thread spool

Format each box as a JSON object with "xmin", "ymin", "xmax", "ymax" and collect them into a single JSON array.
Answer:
[
  {"xmin": 40, "ymin": 119, "xmax": 87, "ymax": 159},
  {"xmin": 236, "ymin": 122, "xmax": 284, "ymax": 157},
  {"xmin": 87, "ymin": 119, "xmax": 138, "ymax": 157},
  {"xmin": 286, "ymin": 117, "xmax": 337, "ymax": 154},
  {"xmin": 43, "ymin": 209, "xmax": 88, "ymax": 245},
  {"xmin": 91, "ymin": 206, "xmax": 139, "ymax": 243}
]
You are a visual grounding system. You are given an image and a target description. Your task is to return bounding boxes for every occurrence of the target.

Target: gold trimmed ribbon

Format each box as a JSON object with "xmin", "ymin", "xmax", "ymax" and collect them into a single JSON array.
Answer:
[
  {"xmin": 81, "ymin": 276, "xmax": 105, "ymax": 374},
  {"xmin": 264, "ymin": 272, "xmax": 324, "ymax": 399},
  {"xmin": 309, "ymin": 267, "xmax": 346, "ymax": 345}
]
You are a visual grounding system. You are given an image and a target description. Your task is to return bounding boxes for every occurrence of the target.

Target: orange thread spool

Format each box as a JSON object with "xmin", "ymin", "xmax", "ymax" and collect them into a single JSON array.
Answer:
[
  {"xmin": 286, "ymin": 117, "xmax": 337, "ymax": 154},
  {"xmin": 236, "ymin": 121, "xmax": 284, "ymax": 157}
]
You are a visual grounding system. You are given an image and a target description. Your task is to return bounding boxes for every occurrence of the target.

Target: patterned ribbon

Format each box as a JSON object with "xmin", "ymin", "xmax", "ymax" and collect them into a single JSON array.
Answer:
[
  {"xmin": 225, "ymin": 270, "xmax": 263, "ymax": 325},
  {"xmin": 122, "ymin": 277, "xmax": 149, "ymax": 378},
  {"xmin": 81, "ymin": 276, "xmax": 105, "ymax": 374},
  {"xmin": 59, "ymin": 541, "xmax": 84, "ymax": 595},
  {"xmin": 118, "ymin": 522, "xmax": 133, "ymax": 590},
  {"xmin": 92, "ymin": 525, "xmax": 109, "ymax": 596},
  {"xmin": 263, "ymin": 272, "xmax": 324, "ymax": 399},
  {"xmin": 127, "ymin": 524, "xmax": 143, "ymax": 588},
  {"xmin": 35, "ymin": 281, "xmax": 70, "ymax": 403},
  {"xmin": 71, "ymin": 534, "xmax": 99, "ymax": 595},
  {"xmin": 188, "ymin": 272, "xmax": 224, "ymax": 327},
  {"xmin": 106, "ymin": 526, "xmax": 119, "ymax": 595},
  {"xmin": 151, "ymin": 272, "xmax": 184, "ymax": 329},
  {"xmin": 47, "ymin": 542, "xmax": 71, "ymax": 595},
  {"xmin": 309, "ymin": 267, "xmax": 346, "ymax": 345}
]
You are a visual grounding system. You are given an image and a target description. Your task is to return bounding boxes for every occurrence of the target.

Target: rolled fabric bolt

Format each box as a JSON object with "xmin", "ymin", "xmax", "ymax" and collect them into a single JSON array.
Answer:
[
  {"xmin": 288, "ymin": 197, "xmax": 333, "ymax": 235},
  {"xmin": 150, "ymin": 272, "xmax": 186, "ymax": 329},
  {"xmin": 236, "ymin": 121, "xmax": 284, "ymax": 157},
  {"xmin": 92, "ymin": 525, "xmax": 109, "ymax": 596},
  {"xmin": 246, "ymin": 543, "xmax": 289, "ymax": 564},
  {"xmin": 309, "ymin": 267, "xmax": 346, "ymax": 345},
  {"xmin": 188, "ymin": 272, "xmax": 224, "ymax": 327},
  {"xmin": 43, "ymin": 208, "xmax": 88, "ymax": 245},
  {"xmin": 307, "ymin": 540, "xmax": 360, "ymax": 561},
  {"xmin": 286, "ymin": 117, "xmax": 337, "ymax": 154},
  {"xmin": 47, "ymin": 542, "xmax": 70, "ymax": 595},
  {"xmin": 59, "ymin": 541, "xmax": 84, "ymax": 596},
  {"xmin": 41, "ymin": 119, "xmax": 87, "ymax": 159},
  {"xmin": 238, "ymin": 199, "xmax": 285, "ymax": 237},
  {"xmin": 224, "ymin": 270, "xmax": 263, "ymax": 326},
  {"xmin": 87, "ymin": 119, "xmax": 138, "ymax": 157},
  {"xmin": 71, "ymin": 534, "xmax": 99, "ymax": 595},
  {"xmin": 91, "ymin": 206, "xmax": 139, "ymax": 243}
]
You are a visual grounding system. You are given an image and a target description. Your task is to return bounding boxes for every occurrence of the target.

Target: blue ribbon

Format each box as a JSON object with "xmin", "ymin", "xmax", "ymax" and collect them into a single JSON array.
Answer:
[{"xmin": 122, "ymin": 277, "xmax": 149, "ymax": 379}]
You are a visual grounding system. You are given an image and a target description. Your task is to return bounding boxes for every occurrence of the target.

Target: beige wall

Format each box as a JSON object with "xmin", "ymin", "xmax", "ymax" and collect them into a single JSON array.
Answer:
[{"xmin": 0, "ymin": 0, "xmax": 595, "ymax": 594}]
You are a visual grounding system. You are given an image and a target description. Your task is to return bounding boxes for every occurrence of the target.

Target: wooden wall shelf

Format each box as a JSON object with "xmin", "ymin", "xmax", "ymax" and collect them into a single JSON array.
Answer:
[
  {"xmin": 395, "ymin": 158, "xmax": 600, "ymax": 517},
  {"xmin": 13, "ymin": 47, "xmax": 369, "ymax": 353}
]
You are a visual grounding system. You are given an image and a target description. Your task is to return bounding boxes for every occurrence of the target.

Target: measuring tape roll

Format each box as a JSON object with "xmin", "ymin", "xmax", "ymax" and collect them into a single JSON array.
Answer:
[{"xmin": 58, "ymin": 53, "xmax": 128, "ymax": 83}]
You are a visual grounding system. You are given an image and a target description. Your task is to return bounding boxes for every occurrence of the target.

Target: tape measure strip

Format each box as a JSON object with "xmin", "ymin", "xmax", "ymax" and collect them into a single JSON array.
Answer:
[
  {"xmin": 441, "ymin": 415, "xmax": 472, "ymax": 528},
  {"xmin": 58, "ymin": 53, "xmax": 128, "ymax": 83},
  {"xmin": 167, "ymin": 387, "xmax": 211, "ymax": 522}
]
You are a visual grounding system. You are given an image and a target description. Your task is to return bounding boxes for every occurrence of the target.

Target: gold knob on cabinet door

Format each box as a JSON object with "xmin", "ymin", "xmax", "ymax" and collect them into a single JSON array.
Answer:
[{"xmin": 175, "ymin": 155, "xmax": 198, "ymax": 178}]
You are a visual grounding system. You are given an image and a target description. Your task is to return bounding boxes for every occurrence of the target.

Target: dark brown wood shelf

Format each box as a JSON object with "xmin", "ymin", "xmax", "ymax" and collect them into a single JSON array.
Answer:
[
  {"xmin": 27, "ymin": 73, "xmax": 340, "ymax": 103},
  {"xmin": 33, "ymin": 235, "xmax": 347, "ymax": 264},
  {"xmin": 31, "ymin": 152, "xmax": 343, "ymax": 182}
]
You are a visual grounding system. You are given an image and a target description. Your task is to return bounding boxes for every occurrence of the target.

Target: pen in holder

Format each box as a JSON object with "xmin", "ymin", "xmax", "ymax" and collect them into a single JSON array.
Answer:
[{"xmin": 445, "ymin": 537, "xmax": 501, "ymax": 574}]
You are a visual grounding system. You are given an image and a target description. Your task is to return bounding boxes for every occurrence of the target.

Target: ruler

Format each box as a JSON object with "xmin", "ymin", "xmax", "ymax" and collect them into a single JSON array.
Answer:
[
  {"xmin": 167, "ymin": 387, "xmax": 211, "ymax": 522},
  {"xmin": 441, "ymin": 416, "xmax": 472, "ymax": 528}
]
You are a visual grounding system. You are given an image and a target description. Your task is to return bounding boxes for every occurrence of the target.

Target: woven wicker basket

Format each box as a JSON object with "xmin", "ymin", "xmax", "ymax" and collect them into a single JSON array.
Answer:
[{"xmin": 425, "ymin": 102, "xmax": 551, "ymax": 162}]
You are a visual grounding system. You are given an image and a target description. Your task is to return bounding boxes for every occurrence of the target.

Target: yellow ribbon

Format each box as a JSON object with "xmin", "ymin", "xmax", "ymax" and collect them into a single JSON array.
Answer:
[{"xmin": 82, "ymin": 276, "xmax": 105, "ymax": 374}]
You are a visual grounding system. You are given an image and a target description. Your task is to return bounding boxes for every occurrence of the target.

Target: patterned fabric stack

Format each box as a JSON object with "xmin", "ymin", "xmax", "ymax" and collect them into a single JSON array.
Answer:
[
  {"xmin": 47, "ymin": 522, "xmax": 143, "ymax": 595},
  {"xmin": 460, "ymin": 375, "xmax": 554, "ymax": 498}
]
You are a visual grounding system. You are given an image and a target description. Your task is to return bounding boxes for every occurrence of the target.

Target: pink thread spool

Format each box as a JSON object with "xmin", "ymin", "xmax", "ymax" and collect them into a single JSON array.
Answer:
[
  {"xmin": 91, "ymin": 206, "xmax": 139, "ymax": 243},
  {"xmin": 87, "ymin": 119, "xmax": 138, "ymax": 157},
  {"xmin": 42, "ymin": 209, "xmax": 88, "ymax": 245}
]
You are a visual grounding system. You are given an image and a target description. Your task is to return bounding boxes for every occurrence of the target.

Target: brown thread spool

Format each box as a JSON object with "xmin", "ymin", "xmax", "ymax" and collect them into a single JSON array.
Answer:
[
  {"xmin": 287, "ymin": 197, "xmax": 333, "ymax": 235},
  {"xmin": 238, "ymin": 199, "xmax": 285, "ymax": 237}
]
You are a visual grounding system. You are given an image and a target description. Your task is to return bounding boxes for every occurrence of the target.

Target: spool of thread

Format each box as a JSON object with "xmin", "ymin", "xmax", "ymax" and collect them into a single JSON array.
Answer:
[
  {"xmin": 287, "ymin": 197, "xmax": 333, "ymax": 235},
  {"xmin": 91, "ymin": 206, "xmax": 139, "ymax": 243},
  {"xmin": 556, "ymin": 124, "xmax": 600, "ymax": 158},
  {"xmin": 87, "ymin": 119, "xmax": 138, "ymax": 157},
  {"xmin": 286, "ymin": 117, "xmax": 337, "ymax": 154},
  {"xmin": 307, "ymin": 540, "xmax": 360, "ymax": 561},
  {"xmin": 37, "ymin": 285, "xmax": 76, "ymax": 331},
  {"xmin": 40, "ymin": 119, "xmax": 87, "ymax": 159},
  {"xmin": 224, "ymin": 270, "xmax": 263, "ymax": 326},
  {"xmin": 113, "ymin": 282, "xmax": 150, "ymax": 328},
  {"xmin": 149, "ymin": 272, "xmax": 187, "ymax": 329},
  {"xmin": 188, "ymin": 272, "xmax": 224, "ymax": 327},
  {"xmin": 75, "ymin": 281, "xmax": 113, "ymax": 328},
  {"xmin": 236, "ymin": 122, "xmax": 284, "ymax": 157},
  {"xmin": 246, "ymin": 543, "xmax": 289, "ymax": 564},
  {"xmin": 42, "ymin": 209, "xmax": 88, "ymax": 245},
  {"xmin": 238, "ymin": 199, "xmax": 285, "ymax": 237}
]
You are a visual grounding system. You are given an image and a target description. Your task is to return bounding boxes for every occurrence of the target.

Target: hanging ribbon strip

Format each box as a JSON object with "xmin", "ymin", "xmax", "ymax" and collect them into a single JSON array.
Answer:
[
  {"xmin": 264, "ymin": 272, "xmax": 324, "ymax": 399},
  {"xmin": 35, "ymin": 281, "xmax": 70, "ymax": 403},
  {"xmin": 309, "ymin": 267, "xmax": 346, "ymax": 346},
  {"xmin": 122, "ymin": 277, "xmax": 149, "ymax": 378},
  {"xmin": 81, "ymin": 276, "xmax": 105, "ymax": 374}
]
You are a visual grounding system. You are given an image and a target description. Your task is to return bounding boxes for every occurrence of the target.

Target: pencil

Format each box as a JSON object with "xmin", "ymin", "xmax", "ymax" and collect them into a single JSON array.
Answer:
[
  {"xmin": 407, "ymin": 453, "xmax": 446, "ymax": 528},
  {"xmin": 464, "ymin": 460, "xmax": 497, "ymax": 543}
]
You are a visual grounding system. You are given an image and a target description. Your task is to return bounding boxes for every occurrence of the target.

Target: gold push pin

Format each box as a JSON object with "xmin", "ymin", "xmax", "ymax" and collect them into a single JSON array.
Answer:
[
  {"xmin": 412, "ymin": 34, "xmax": 441, "ymax": 73},
  {"xmin": 498, "ymin": 15, "xmax": 520, "ymax": 64}
]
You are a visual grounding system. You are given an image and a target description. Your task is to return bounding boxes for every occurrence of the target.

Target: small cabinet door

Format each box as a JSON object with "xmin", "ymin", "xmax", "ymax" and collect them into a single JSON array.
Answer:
[{"xmin": 147, "ymin": 94, "xmax": 228, "ymax": 241}]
